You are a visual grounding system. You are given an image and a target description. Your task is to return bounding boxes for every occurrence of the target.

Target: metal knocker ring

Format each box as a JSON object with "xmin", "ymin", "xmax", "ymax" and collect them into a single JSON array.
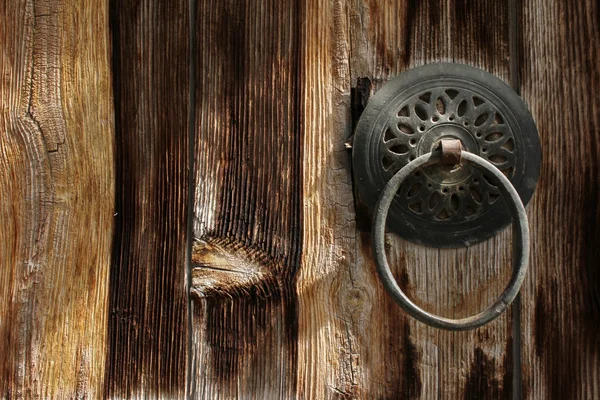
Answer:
[{"xmin": 372, "ymin": 145, "xmax": 530, "ymax": 331}]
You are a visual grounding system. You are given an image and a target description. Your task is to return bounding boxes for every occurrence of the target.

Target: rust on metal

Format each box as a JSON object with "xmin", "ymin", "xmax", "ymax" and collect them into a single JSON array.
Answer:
[{"xmin": 440, "ymin": 138, "xmax": 462, "ymax": 165}]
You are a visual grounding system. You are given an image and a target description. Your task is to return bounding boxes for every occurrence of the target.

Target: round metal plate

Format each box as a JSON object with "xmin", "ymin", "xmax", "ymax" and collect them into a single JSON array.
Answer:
[{"xmin": 353, "ymin": 63, "xmax": 541, "ymax": 247}]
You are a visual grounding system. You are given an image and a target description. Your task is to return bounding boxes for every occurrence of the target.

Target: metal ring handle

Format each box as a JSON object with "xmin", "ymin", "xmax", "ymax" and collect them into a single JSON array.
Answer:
[{"xmin": 373, "ymin": 150, "xmax": 530, "ymax": 331}]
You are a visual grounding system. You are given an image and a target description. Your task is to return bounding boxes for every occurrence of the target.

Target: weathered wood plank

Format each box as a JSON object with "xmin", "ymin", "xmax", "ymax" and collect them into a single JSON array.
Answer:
[
  {"xmin": 346, "ymin": 1, "xmax": 515, "ymax": 398},
  {"xmin": 105, "ymin": 0, "xmax": 189, "ymax": 397},
  {"xmin": 190, "ymin": 0, "xmax": 302, "ymax": 397},
  {"xmin": 0, "ymin": 0, "xmax": 114, "ymax": 397},
  {"xmin": 519, "ymin": 0, "xmax": 600, "ymax": 398},
  {"xmin": 190, "ymin": 0, "xmax": 518, "ymax": 398},
  {"xmin": 297, "ymin": 0, "xmax": 361, "ymax": 397}
]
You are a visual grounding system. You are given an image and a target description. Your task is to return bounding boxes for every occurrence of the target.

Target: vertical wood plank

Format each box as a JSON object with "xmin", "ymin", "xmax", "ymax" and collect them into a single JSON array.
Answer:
[
  {"xmin": 191, "ymin": 0, "xmax": 302, "ymax": 397},
  {"xmin": 345, "ymin": 1, "xmax": 515, "ymax": 398},
  {"xmin": 298, "ymin": 0, "xmax": 363, "ymax": 397},
  {"xmin": 519, "ymin": 0, "xmax": 600, "ymax": 398},
  {"xmin": 105, "ymin": 0, "xmax": 189, "ymax": 397},
  {"xmin": 0, "ymin": 0, "xmax": 114, "ymax": 397}
]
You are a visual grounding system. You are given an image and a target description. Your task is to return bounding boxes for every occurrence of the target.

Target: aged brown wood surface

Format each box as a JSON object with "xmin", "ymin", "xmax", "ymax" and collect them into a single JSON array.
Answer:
[
  {"xmin": 344, "ymin": 1, "xmax": 515, "ymax": 398},
  {"xmin": 1, "ymin": 0, "xmax": 600, "ymax": 398},
  {"xmin": 519, "ymin": 0, "xmax": 600, "ymax": 398},
  {"xmin": 297, "ymin": 0, "xmax": 359, "ymax": 397},
  {"xmin": 190, "ymin": 0, "xmax": 302, "ymax": 397},
  {"xmin": 0, "ymin": 0, "xmax": 114, "ymax": 397},
  {"xmin": 105, "ymin": 0, "xmax": 190, "ymax": 398},
  {"xmin": 191, "ymin": 0, "xmax": 516, "ymax": 398}
]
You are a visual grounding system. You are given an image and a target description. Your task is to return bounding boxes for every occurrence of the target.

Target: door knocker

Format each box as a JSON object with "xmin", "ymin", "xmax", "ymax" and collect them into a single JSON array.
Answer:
[{"xmin": 352, "ymin": 63, "xmax": 541, "ymax": 330}]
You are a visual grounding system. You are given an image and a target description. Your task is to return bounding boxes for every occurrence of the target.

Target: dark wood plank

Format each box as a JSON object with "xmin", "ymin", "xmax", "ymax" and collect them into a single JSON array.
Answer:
[
  {"xmin": 0, "ymin": 0, "xmax": 114, "ymax": 397},
  {"xmin": 190, "ymin": 0, "xmax": 302, "ymax": 397},
  {"xmin": 346, "ymin": 0, "xmax": 515, "ymax": 398},
  {"xmin": 105, "ymin": 0, "xmax": 189, "ymax": 397},
  {"xmin": 519, "ymin": 0, "xmax": 600, "ymax": 398}
]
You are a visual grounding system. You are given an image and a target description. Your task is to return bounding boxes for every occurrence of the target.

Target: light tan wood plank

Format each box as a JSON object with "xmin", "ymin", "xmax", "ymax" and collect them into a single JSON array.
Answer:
[{"xmin": 0, "ymin": 0, "xmax": 114, "ymax": 397}]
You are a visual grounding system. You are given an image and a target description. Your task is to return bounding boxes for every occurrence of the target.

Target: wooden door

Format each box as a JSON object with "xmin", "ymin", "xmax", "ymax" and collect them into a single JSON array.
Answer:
[{"xmin": 1, "ymin": 0, "xmax": 598, "ymax": 398}]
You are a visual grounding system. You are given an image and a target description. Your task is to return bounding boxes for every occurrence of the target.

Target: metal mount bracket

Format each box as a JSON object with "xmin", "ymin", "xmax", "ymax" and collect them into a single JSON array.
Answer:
[{"xmin": 352, "ymin": 63, "xmax": 541, "ymax": 248}]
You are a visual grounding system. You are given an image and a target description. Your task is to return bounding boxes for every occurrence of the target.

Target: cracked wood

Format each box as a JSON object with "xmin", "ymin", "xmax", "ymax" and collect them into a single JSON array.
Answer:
[{"xmin": 0, "ymin": 0, "xmax": 114, "ymax": 397}]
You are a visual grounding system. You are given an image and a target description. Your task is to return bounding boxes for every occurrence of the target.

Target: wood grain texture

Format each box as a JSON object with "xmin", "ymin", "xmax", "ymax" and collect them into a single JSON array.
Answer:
[
  {"xmin": 191, "ymin": 0, "xmax": 302, "ymax": 397},
  {"xmin": 519, "ymin": 0, "xmax": 600, "ymax": 398},
  {"xmin": 298, "ymin": 0, "xmax": 363, "ymax": 397},
  {"xmin": 105, "ymin": 0, "xmax": 189, "ymax": 397},
  {"xmin": 346, "ymin": 1, "xmax": 515, "ymax": 398},
  {"xmin": 0, "ymin": 0, "xmax": 114, "ymax": 397},
  {"xmin": 190, "ymin": 1, "xmax": 518, "ymax": 398}
]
